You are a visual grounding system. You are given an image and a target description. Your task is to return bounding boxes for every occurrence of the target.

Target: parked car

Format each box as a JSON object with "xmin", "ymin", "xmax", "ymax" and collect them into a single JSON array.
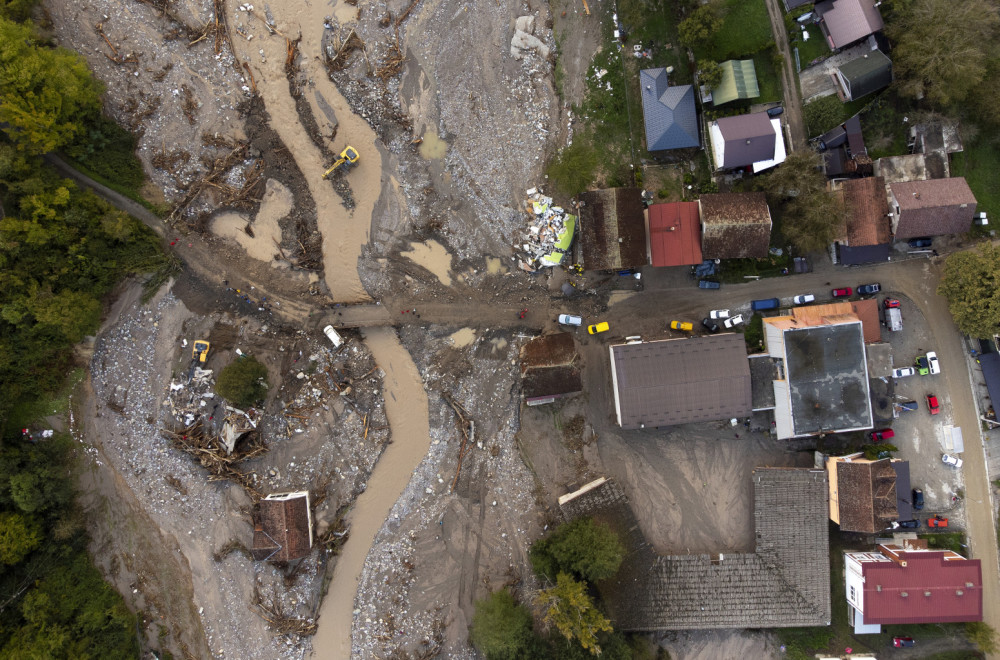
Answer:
[
  {"xmin": 670, "ymin": 320, "xmax": 694, "ymax": 332},
  {"xmin": 891, "ymin": 520, "xmax": 920, "ymax": 529},
  {"xmin": 857, "ymin": 283, "xmax": 881, "ymax": 295},
  {"xmin": 912, "ymin": 488, "xmax": 924, "ymax": 510},
  {"xmin": 942, "ymin": 454, "xmax": 964, "ymax": 468},
  {"xmin": 927, "ymin": 351, "xmax": 941, "ymax": 374},
  {"xmin": 908, "ymin": 237, "xmax": 933, "ymax": 248},
  {"xmin": 793, "ymin": 294, "xmax": 815, "ymax": 305},
  {"xmin": 323, "ymin": 325, "xmax": 344, "ymax": 348},
  {"xmin": 884, "ymin": 298, "xmax": 901, "ymax": 308},
  {"xmin": 915, "ymin": 355, "xmax": 930, "ymax": 375},
  {"xmin": 588, "ymin": 321, "xmax": 610, "ymax": 335},
  {"xmin": 870, "ymin": 429, "xmax": 895, "ymax": 442},
  {"xmin": 698, "ymin": 279, "xmax": 721, "ymax": 289},
  {"xmin": 893, "ymin": 636, "xmax": 916, "ymax": 648},
  {"xmin": 709, "ymin": 309, "xmax": 730, "ymax": 319},
  {"xmin": 898, "ymin": 400, "xmax": 919, "ymax": 412},
  {"xmin": 928, "ymin": 515, "xmax": 949, "ymax": 528},
  {"xmin": 832, "ymin": 287, "xmax": 852, "ymax": 297},
  {"xmin": 766, "ymin": 105, "xmax": 784, "ymax": 117},
  {"xmin": 893, "ymin": 366, "xmax": 916, "ymax": 378},
  {"xmin": 723, "ymin": 314, "xmax": 745, "ymax": 328},
  {"xmin": 926, "ymin": 394, "xmax": 940, "ymax": 415},
  {"xmin": 750, "ymin": 298, "xmax": 780, "ymax": 311},
  {"xmin": 702, "ymin": 318, "xmax": 721, "ymax": 333},
  {"xmin": 558, "ymin": 314, "xmax": 582, "ymax": 326}
]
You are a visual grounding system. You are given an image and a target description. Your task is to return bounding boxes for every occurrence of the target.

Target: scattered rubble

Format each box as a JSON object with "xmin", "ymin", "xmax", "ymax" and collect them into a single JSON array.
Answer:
[{"xmin": 516, "ymin": 187, "xmax": 577, "ymax": 272}]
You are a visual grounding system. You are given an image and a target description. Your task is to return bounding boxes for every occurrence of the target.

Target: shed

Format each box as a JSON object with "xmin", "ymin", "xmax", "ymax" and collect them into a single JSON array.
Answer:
[
  {"xmin": 712, "ymin": 60, "xmax": 760, "ymax": 106},
  {"xmin": 835, "ymin": 50, "xmax": 892, "ymax": 101}
]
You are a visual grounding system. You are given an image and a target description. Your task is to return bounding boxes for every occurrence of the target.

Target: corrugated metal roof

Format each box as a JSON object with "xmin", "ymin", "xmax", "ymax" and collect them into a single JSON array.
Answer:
[
  {"xmin": 611, "ymin": 334, "xmax": 752, "ymax": 429},
  {"xmin": 862, "ymin": 552, "xmax": 983, "ymax": 624},
  {"xmin": 816, "ymin": 0, "xmax": 884, "ymax": 49},
  {"xmin": 639, "ymin": 68, "xmax": 700, "ymax": 151},
  {"xmin": 647, "ymin": 202, "xmax": 703, "ymax": 267},
  {"xmin": 712, "ymin": 60, "xmax": 760, "ymax": 106}
]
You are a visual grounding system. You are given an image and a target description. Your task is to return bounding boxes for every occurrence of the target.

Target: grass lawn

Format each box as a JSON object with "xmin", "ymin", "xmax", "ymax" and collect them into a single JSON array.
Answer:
[
  {"xmin": 951, "ymin": 139, "xmax": 1000, "ymax": 221},
  {"xmin": 861, "ymin": 94, "xmax": 910, "ymax": 159},
  {"xmin": 791, "ymin": 24, "xmax": 829, "ymax": 68},
  {"xmin": 698, "ymin": 0, "xmax": 774, "ymax": 61},
  {"xmin": 752, "ymin": 51, "xmax": 783, "ymax": 103}
]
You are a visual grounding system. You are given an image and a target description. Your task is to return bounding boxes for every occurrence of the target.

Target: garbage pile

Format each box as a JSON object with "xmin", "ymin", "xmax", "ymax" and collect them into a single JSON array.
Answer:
[{"xmin": 516, "ymin": 187, "xmax": 577, "ymax": 272}]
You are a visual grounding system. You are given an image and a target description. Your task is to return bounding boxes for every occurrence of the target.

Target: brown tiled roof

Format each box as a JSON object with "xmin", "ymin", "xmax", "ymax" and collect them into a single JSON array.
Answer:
[
  {"xmin": 579, "ymin": 188, "xmax": 648, "ymax": 270},
  {"xmin": 699, "ymin": 192, "xmax": 772, "ymax": 259},
  {"xmin": 843, "ymin": 177, "xmax": 890, "ymax": 246},
  {"xmin": 252, "ymin": 493, "xmax": 312, "ymax": 562},
  {"xmin": 522, "ymin": 365, "xmax": 582, "ymax": 400},
  {"xmin": 835, "ymin": 459, "xmax": 898, "ymax": 533},
  {"xmin": 520, "ymin": 332, "xmax": 576, "ymax": 371},
  {"xmin": 560, "ymin": 470, "xmax": 830, "ymax": 630},
  {"xmin": 610, "ymin": 334, "xmax": 752, "ymax": 429},
  {"xmin": 890, "ymin": 178, "xmax": 977, "ymax": 239},
  {"xmin": 850, "ymin": 299, "xmax": 882, "ymax": 344}
]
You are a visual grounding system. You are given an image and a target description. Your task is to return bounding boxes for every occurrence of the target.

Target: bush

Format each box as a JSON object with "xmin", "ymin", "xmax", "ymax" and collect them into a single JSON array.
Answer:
[
  {"xmin": 546, "ymin": 139, "xmax": 598, "ymax": 198},
  {"xmin": 469, "ymin": 589, "xmax": 537, "ymax": 660},
  {"xmin": 803, "ymin": 95, "xmax": 843, "ymax": 137},
  {"xmin": 530, "ymin": 517, "xmax": 624, "ymax": 583},
  {"xmin": 967, "ymin": 621, "xmax": 998, "ymax": 654},
  {"xmin": 215, "ymin": 356, "xmax": 270, "ymax": 408}
]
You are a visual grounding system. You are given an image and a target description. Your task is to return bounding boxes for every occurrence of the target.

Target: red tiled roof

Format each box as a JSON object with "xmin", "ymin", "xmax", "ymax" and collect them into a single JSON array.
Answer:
[
  {"xmin": 843, "ymin": 177, "xmax": 890, "ymax": 246},
  {"xmin": 648, "ymin": 202, "xmax": 702, "ymax": 267},
  {"xmin": 862, "ymin": 552, "xmax": 983, "ymax": 624},
  {"xmin": 890, "ymin": 178, "xmax": 977, "ymax": 239},
  {"xmin": 850, "ymin": 299, "xmax": 881, "ymax": 344}
]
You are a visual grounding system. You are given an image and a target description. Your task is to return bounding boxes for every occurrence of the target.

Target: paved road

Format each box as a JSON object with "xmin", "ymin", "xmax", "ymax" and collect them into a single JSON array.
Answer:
[{"xmin": 763, "ymin": 0, "xmax": 807, "ymax": 149}]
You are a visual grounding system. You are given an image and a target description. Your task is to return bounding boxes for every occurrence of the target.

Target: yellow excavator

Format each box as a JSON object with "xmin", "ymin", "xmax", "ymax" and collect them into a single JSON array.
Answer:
[
  {"xmin": 187, "ymin": 339, "xmax": 210, "ymax": 381},
  {"xmin": 322, "ymin": 146, "xmax": 360, "ymax": 179}
]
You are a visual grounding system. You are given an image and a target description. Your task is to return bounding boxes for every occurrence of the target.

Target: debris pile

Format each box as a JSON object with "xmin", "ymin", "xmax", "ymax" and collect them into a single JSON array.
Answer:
[
  {"xmin": 510, "ymin": 15, "xmax": 549, "ymax": 60},
  {"xmin": 516, "ymin": 187, "xmax": 577, "ymax": 272},
  {"xmin": 161, "ymin": 419, "xmax": 267, "ymax": 499}
]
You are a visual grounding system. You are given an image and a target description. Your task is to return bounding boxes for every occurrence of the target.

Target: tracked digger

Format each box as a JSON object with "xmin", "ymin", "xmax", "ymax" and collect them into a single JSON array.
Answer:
[
  {"xmin": 186, "ymin": 339, "xmax": 210, "ymax": 381},
  {"xmin": 322, "ymin": 146, "xmax": 359, "ymax": 178}
]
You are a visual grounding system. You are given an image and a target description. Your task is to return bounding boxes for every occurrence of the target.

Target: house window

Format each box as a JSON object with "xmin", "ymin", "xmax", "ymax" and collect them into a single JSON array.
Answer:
[{"xmin": 850, "ymin": 586, "xmax": 856, "ymax": 601}]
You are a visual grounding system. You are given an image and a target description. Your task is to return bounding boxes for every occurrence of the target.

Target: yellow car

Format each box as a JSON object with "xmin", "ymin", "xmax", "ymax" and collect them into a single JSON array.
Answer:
[
  {"xmin": 588, "ymin": 321, "xmax": 610, "ymax": 335},
  {"xmin": 670, "ymin": 320, "xmax": 694, "ymax": 332}
]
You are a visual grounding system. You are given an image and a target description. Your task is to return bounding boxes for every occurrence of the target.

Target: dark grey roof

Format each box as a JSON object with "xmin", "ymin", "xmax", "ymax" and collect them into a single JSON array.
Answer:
[
  {"xmin": 838, "ymin": 50, "xmax": 892, "ymax": 100},
  {"xmin": 560, "ymin": 471, "xmax": 830, "ymax": 630},
  {"xmin": 784, "ymin": 0, "xmax": 814, "ymax": 9},
  {"xmin": 750, "ymin": 355, "xmax": 777, "ymax": 410},
  {"xmin": 839, "ymin": 243, "xmax": 889, "ymax": 265},
  {"xmin": 785, "ymin": 322, "xmax": 873, "ymax": 435},
  {"xmin": 979, "ymin": 354, "xmax": 1000, "ymax": 414},
  {"xmin": 716, "ymin": 113, "xmax": 776, "ymax": 169},
  {"xmin": 611, "ymin": 335, "xmax": 752, "ymax": 429},
  {"xmin": 639, "ymin": 68, "xmax": 700, "ymax": 151},
  {"xmin": 893, "ymin": 460, "xmax": 912, "ymax": 523}
]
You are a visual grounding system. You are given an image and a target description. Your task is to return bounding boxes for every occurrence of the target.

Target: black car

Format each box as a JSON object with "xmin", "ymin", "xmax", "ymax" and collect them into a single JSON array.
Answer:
[
  {"xmin": 912, "ymin": 488, "xmax": 924, "ymax": 511},
  {"xmin": 892, "ymin": 519, "xmax": 920, "ymax": 529},
  {"xmin": 702, "ymin": 318, "xmax": 721, "ymax": 333},
  {"xmin": 766, "ymin": 105, "xmax": 784, "ymax": 117},
  {"xmin": 857, "ymin": 283, "xmax": 881, "ymax": 295},
  {"xmin": 908, "ymin": 237, "xmax": 933, "ymax": 248}
]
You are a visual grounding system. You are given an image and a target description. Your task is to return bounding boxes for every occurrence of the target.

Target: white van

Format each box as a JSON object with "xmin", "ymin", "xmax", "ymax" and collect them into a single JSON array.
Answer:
[
  {"xmin": 323, "ymin": 325, "xmax": 344, "ymax": 348},
  {"xmin": 886, "ymin": 307, "xmax": 902, "ymax": 332}
]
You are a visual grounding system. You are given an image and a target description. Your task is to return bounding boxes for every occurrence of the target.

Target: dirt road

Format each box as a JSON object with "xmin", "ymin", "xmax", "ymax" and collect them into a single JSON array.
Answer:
[{"xmin": 763, "ymin": 0, "xmax": 807, "ymax": 148}]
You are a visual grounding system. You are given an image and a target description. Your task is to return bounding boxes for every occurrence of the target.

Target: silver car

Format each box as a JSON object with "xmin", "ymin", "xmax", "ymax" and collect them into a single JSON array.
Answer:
[
  {"xmin": 793, "ymin": 294, "xmax": 815, "ymax": 305},
  {"xmin": 558, "ymin": 314, "xmax": 582, "ymax": 326},
  {"xmin": 723, "ymin": 314, "xmax": 745, "ymax": 328}
]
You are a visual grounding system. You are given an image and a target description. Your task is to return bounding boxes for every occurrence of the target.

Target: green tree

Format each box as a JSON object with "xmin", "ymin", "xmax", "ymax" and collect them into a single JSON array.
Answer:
[
  {"xmin": 758, "ymin": 149, "xmax": 846, "ymax": 254},
  {"xmin": 886, "ymin": 0, "xmax": 1000, "ymax": 108},
  {"xmin": 215, "ymin": 356, "xmax": 270, "ymax": 408},
  {"xmin": 530, "ymin": 517, "xmax": 624, "ymax": 583},
  {"xmin": 469, "ymin": 589, "xmax": 537, "ymax": 660},
  {"xmin": 0, "ymin": 0, "xmax": 40, "ymax": 22},
  {"xmin": 0, "ymin": 511, "xmax": 41, "ymax": 564},
  {"xmin": 536, "ymin": 573, "xmax": 613, "ymax": 655},
  {"xmin": 938, "ymin": 243, "xmax": 1000, "ymax": 337},
  {"xmin": 967, "ymin": 621, "xmax": 998, "ymax": 654},
  {"xmin": 548, "ymin": 630, "xmax": 634, "ymax": 660},
  {"xmin": 698, "ymin": 60, "xmax": 723, "ymax": 90},
  {"xmin": 0, "ymin": 17, "xmax": 104, "ymax": 153},
  {"xmin": 546, "ymin": 139, "xmax": 598, "ymax": 198},
  {"xmin": 678, "ymin": 5, "xmax": 722, "ymax": 48}
]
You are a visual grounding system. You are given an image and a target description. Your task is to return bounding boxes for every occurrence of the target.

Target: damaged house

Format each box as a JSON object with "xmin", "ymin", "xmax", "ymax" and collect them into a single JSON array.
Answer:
[{"xmin": 252, "ymin": 491, "xmax": 313, "ymax": 562}]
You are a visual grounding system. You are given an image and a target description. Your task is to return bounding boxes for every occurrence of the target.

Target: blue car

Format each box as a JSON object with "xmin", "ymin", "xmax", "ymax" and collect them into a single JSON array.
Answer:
[
  {"xmin": 908, "ymin": 237, "xmax": 933, "ymax": 248},
  {"xmin": 698, "ymin": 280, "xmax": 721, "ymax": 289}
]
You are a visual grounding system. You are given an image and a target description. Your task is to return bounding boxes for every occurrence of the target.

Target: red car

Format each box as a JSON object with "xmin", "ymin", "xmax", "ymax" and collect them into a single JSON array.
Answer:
[
  {"xmin": 870, "ymin": 429, "xmax": 895, "ymax": 442},
  {"xmin": 928, "ymin": 515, "xmax": 949, "ymax": 528},
  {"xmin": 884, "ymin": 298, "xmax": 901, "ymax": 308},
  {"xmin": 832, "ymin": 287, "xmax": 853, "ymax": 297},
  {"xmin": 893, "ymin": 636, "xmax": 915, "ymax": 648},
  {"xmin": 927, "ymin": 394, "xmax": 940, "ymax": 415}
]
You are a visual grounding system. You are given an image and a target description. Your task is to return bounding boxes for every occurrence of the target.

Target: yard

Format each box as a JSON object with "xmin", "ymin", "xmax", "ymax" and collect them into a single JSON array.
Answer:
[
  {"xmin": 790, "ymin": 23, "xmax": 828, "ymax": 68},
  {"xmin": 951, "ymin": 139, "xmax": 1000, "ymax": 222},
  {"xmin": 695, "ymin": 0, "xmax": 774, "ymax": 62}
]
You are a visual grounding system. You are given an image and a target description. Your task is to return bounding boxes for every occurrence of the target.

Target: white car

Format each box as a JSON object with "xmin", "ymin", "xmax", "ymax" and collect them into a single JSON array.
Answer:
[
  {"xmin": 558, "ymin": 314, "xmax": 583, "ymax": 326},
  {"xmin": 793, "ymin": 294, "xmax": 815, "ymax": 305},
  {"xmin": 723, "ymin": 314, "xmax": 745, "ymax": 328},
  {"xmin": 942, "ymin": 454, "xmax": 963, "ymax": 468},
  {"xmin": 927, "ymin": 351, "xmax": 941, "ymax": 374},
  {"xmin": 323, "ymin": 325, "xmax": 344, "ymax": 348},
  {"xmin": 892, "ymin": 366, "xmax": 916, "ymax": 379},
  {"xmin": 710, "ymin": 309, "xmax": 730, "ymax": 319}
]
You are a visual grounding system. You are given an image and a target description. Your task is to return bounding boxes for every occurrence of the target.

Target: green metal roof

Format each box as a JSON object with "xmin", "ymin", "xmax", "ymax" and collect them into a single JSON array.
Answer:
[{"xmin": 712, "ymin": 60, "xmax": 760, "ymax": 106}]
